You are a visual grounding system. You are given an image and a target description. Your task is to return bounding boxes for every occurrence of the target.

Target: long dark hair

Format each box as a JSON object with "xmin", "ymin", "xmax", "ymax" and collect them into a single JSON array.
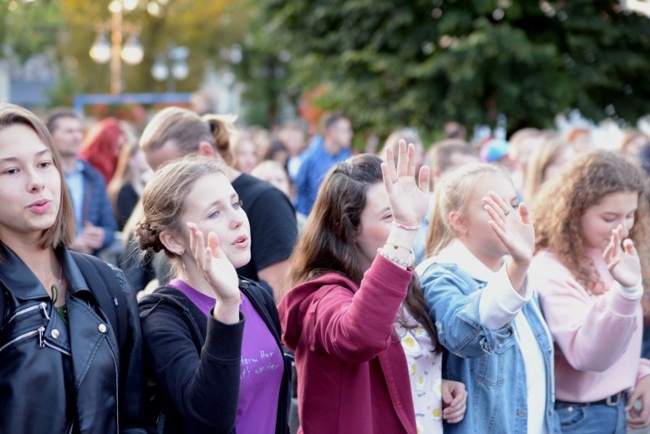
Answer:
[{"xmin": 289, "ymin": 154, "xmax": 440, "ymax": 351}]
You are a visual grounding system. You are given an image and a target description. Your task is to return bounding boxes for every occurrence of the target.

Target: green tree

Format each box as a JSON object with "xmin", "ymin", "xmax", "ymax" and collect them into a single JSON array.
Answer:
[
  {"xmin": 0, "ymin": 0, "xmax": 63, "ymax": 62},
  {"xmin": 258, "ymin": 0, "xmax": 650, "ymax": 136}
]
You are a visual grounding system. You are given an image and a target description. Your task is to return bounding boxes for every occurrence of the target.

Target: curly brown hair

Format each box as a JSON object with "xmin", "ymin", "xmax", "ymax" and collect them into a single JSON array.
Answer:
[{"xmin": 532, "ymin": 149, "xmax": 650, "ymax": 296}]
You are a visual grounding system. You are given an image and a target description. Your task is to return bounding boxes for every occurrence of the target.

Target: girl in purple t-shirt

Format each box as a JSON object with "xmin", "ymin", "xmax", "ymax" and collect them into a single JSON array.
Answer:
[{"xmin": 136, "ymin": 155, "xmax": 290, "ymax": 434}]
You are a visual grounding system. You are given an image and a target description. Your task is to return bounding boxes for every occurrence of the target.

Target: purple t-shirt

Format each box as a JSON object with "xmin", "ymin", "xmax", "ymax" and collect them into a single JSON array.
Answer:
[{"xmin": 168, "ymin": 279, "xmax": 283, "ymax": 434}]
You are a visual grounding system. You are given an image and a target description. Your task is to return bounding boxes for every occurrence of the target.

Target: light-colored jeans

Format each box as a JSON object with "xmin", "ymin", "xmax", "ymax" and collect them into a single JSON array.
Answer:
[{"xmin": 556, "ymin": 398, "xmax": 626, "ymax": 434}]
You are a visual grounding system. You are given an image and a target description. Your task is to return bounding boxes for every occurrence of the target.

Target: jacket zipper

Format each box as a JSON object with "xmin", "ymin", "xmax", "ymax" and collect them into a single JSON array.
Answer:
[
  {"xmin": 5, "ymin": 302, "xmax": 48, "ymax": 325},
  {"xmin": 0, "ymin": 326, "xmax": 44, "ymax": 353},
  {"xmin": 107, "ymin": 335, "xmax": 120, "ymax": 434},
  {"xmin": 42, "ymin": 339, "xmax": 72, "ymax": 356}
]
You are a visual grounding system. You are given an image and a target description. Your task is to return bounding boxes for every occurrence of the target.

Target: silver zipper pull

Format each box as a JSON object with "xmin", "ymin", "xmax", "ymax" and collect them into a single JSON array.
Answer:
[
  {"xmin": 38, "ymin": 326, "xmax": 46, "ymax": 347},
  {"xmin": 40, "ymin": 302, "xmax": 50, "ymax": 320}
]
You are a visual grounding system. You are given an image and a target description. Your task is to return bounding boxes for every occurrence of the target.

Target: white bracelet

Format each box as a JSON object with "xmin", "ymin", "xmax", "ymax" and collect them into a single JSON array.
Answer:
[{"xmin": 377, "ymin": 248, "xmax": 414, "ymax": 269}]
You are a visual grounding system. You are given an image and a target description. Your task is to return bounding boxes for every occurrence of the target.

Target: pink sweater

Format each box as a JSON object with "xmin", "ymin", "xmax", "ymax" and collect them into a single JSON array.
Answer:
[
  {"xmin": 530, "ymin": 248, "xmax": 650, "ymax": 402},
  {"xmin": 279, "ymin": 255, "xmax": 417, "ymax": 434}
]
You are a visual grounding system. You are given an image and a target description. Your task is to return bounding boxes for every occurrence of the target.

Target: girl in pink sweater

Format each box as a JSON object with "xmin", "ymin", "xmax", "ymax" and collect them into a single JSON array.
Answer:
[{"xmin": 530, "ymin": 149, "xmax": 650, "ymax": 433}]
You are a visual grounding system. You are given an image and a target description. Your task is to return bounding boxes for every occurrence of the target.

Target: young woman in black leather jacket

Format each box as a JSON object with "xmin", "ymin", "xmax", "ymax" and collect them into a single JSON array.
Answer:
[{"xmin": 0, "ymin": 103, "xmax": 146, "ymax": 433}]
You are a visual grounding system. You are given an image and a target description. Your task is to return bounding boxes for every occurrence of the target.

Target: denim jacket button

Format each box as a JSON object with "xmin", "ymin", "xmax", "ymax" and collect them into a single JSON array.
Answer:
[
  {"xmin": 98, "ymin": 324, "xmax": 107, "ymax": 333},
  {"xmin": 51, "ymin": 329, "xmax": 60, "ymax": 339}
]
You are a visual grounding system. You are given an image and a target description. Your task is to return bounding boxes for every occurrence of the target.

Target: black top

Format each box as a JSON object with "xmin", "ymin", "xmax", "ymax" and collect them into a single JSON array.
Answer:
[
  {"xmin": 231, "ymin": 174, "xmax": 298, "ymax": 281},
  {"xmin": 116, "ymin": 183, "xmax": 140, "ymax": 231}
]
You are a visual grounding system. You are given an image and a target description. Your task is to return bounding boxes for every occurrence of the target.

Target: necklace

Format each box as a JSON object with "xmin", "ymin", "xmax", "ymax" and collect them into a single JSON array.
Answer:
[{"xmin": 51, "ymin": 267, "xmax": 63, "ymax": 305}]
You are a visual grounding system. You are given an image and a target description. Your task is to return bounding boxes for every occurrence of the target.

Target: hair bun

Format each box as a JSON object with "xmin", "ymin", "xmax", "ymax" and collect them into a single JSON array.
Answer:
[{"xmin": 134, "ymin": 220, "xmax": 164, "ymax": 253}]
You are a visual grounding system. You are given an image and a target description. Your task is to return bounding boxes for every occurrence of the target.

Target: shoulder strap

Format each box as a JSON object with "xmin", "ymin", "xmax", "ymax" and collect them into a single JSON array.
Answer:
[
  {"xmin": 71, "ymin": 252, "xmax": 128, "ymax": 352},
  {"xmin": 139, "ymin": 287, "xmax": 205, "ymax": 351}
]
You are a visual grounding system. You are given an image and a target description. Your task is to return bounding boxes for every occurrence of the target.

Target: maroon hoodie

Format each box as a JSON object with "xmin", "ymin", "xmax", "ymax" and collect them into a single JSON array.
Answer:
[{"xmin": 279, "ymin": 255, "xmax": 417, "ymax": 434}]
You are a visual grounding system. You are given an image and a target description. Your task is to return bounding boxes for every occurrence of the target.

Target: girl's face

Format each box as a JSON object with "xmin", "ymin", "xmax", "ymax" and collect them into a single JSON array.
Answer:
[
  {"xmin": 356, "ymin": 182, "xmax": 392, "ymax": 271},
  {"xmin": 181, "ymin": 173, "xmax": 251, "ymax": 268},
  {"xmin": 0, "ymin": 125, "xmax": 61, "ymax": 243},
  {"xmin": 235, "ymin": 140, "xmax": 259, "ymax": 174},
  {"xmin": 457, "ymin": 174, "xmax": 518, "ymax": 265},
  {"xmin": 580, "ymin": 191, "xmax": 637, "ymax": 251},
  {"xmin": 261, "ymin": 166, "xmax": 290, "ymax": 198}
]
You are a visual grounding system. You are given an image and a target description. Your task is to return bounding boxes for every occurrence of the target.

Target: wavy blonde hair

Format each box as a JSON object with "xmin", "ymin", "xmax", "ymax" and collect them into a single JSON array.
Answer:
[{"xmin": 532, "ymin": 149, "xmax": 650, "ymax": 296}]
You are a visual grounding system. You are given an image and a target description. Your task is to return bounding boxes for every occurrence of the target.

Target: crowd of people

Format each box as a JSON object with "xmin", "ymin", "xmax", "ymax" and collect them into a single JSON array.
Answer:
[{"xmin": 0, "ymin": 99, "xmax": 650, "ymax": 434}]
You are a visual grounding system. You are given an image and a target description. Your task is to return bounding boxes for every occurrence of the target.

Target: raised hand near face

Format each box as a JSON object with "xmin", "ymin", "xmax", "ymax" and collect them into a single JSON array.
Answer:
[
  {"xmin": 381, "ymin": 139, "xmax": 430, "ymax": 228},
  {"xmin": 483, "ymin": 192, "xmax": 535, "ymax": 266},
  {"xmin": 603, "ymin": 224, "xmax": 641, "ymax": 288},
  {"xmin": 187, "ymin": 222, "xmax": 240, "ymax": 323}
]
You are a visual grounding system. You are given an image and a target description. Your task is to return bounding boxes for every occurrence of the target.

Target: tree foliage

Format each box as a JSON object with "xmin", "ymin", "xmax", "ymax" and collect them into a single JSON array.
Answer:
[
  {"xmin": 0, "ymin": 0, "xmax": 63, "ymax": 63},
  {"xmin": 258, "ymin": 0, "xmax": 650, "ymax": 135},
  {"xmin": 1, "ymin": 0, "xmax": 243, "ymax": 106}
]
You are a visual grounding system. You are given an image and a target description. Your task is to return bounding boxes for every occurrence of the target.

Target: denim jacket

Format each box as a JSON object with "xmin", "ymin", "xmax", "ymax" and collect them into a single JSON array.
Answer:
[{"xmin": 418, "ymin": 256, "xmax": 561, "ymax": 434}]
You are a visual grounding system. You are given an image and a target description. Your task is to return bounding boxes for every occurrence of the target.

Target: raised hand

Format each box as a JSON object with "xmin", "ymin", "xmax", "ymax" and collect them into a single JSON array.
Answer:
[
  {"xmin": 381, "ymin": 139, "xmax": 430, "ymax": 227},
  {"xmin": 483, "ymin": 192, "xmax": 534, "ymax": 266},
  {"xmin": 603, "ymin": 225, "xmax": 641, "ymax": 288},
  {"xmin": 187, "ymin": 222, "xmax": 240, "ymax": 304}
]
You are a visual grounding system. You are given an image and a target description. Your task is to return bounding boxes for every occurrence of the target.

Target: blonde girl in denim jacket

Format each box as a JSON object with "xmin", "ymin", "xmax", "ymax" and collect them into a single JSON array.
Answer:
[{"xmin": 417, "ymin": 163, "xmax": 561, "ymax": 434}]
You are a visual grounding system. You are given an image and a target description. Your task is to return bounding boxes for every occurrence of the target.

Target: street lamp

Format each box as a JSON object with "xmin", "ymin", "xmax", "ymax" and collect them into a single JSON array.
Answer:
[
  {"xmin": 151, "ymin": 43, "xmax": 190, "ymax": 92},
  {"xmin": 89, "ymin": 0, "xmax": 143, "ymax": 94}
]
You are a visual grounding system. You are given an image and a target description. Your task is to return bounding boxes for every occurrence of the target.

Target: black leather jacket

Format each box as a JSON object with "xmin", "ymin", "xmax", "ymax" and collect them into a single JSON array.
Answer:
[{"xmin": 0, "ymin": 244, "xmax": 146, "ymax": 433}]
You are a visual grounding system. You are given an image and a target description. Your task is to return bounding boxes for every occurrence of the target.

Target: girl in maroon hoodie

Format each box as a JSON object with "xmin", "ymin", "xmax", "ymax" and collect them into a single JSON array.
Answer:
[{"xmin": 279, "ymin": 142, "xmax": 466, "ymax": 434}]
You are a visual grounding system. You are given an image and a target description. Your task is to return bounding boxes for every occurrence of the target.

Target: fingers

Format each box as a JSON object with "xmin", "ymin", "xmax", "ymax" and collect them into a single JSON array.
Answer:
[
  {"xmin": 518, "ymin": 202, "xmax": 531, "ymax": 225},
  {"xmin": 418, "ymin": 165, "xmax": 430, "ymax": 195},
  {"xmin": 396, "ymin": 139, "xmax": 409, "ymax": 177},
  {"xmin": 626, "ymin": 392, "xmax": 641, "ymax": 411},
  {"xmin": 207, "ymin": 231, "xmax": 221, "ymax": 257},
  {"xmin": 381, "ymin": 162, "xmax": 394, "ymax": 195},
  {"xmin": 442, "ymin": 384, "xmax": 467, "ymax": 424},
  {"xmin": 443, "ymin": 401, "xmax": 467, "ymax": 423},
  {"xmin": 187, "ymin": 222, "xmax": 208, "ymax": 272},
  {"xmin": 603, "ymin": 229, "xmax": 620, "ymax": 271},
  {"xmin": 624, "ymin": 238, "xmax": 638, "ymax": 257},
  {"xmin": 483, "ymin": 193, "xmax": 509, "ymax": 221},
  {"xmin": 602, "ymin": 236, "xmax": 616, "ymax": 262},
  {"xmin": 484, "ymin": 203, "xmax": 506, "ymax": 231},
  {"xmin": 384, "ymin": 145, "xmax": 398, "ymax": 184},
  {"xmin": 627, "ymin": 402, "xmax": 650, "ymax": 429},
  {"xmin": 406, "ymin": 142, "xmax": 416, "ymax": 177},
  {"xmin": 441, "ymin": 382, "xmax": 453, "ymax": 405}
]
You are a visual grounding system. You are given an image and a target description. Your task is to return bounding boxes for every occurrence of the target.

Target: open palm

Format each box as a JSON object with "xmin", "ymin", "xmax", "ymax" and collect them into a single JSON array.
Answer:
[
  {"xmin": 603, "ymin": 225, "xmax": 641, "ymax": 288},
  {"xmin": 483, "ymin": 192, "xmax": 535, "ymax": 265},
  {"xmin": 187, "ymin": 223, "xmax": 240, "ymax": 302},
  {"xmin": 382, "ymin": 139, "xmax": 430, "ymax": 227}
]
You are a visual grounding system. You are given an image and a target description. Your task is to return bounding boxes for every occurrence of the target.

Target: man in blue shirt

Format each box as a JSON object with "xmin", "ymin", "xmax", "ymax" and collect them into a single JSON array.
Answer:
[
  {"xmin": 46, "ymin": 109, "xmax": 117, "ymax": 255},
  {"xmin": 295, "ymin": 113, "xmax": 353, "ymax": 217}
]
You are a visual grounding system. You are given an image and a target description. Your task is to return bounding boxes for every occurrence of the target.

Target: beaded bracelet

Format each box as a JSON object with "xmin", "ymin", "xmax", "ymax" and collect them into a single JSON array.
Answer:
[
  {"xmin": 377, "ymin": 248, "xmax": 414, "ymax": 269},
  {"xmin": 393, "ymin": 221, "xmax": 421, "ymax": 231}
]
